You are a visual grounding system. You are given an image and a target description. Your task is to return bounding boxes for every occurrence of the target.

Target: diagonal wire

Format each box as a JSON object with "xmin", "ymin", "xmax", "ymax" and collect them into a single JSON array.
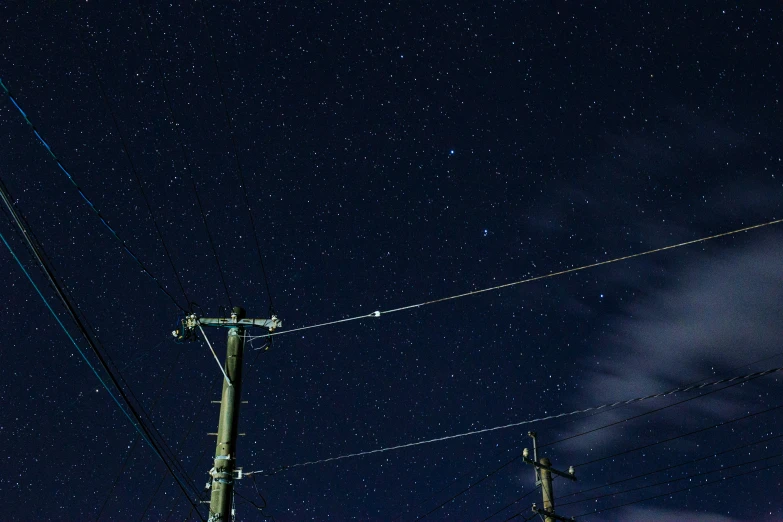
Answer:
[
  {"xmin": 560, "ymin": 452, "xmax": 783, "ymax": 508},
  {"xmin": 0, "ymin": 77, "xmax": 187, "ymax": 312},
  {"xmin": 198, "ymin": 323, "xmax": 232, "ymax": 386},
  {"xmin": 0, "ymin": 178, "xmax": 205, "ymax": 520},
  {"xmin": 96, "ymin": 345, "xmax": 188, "ymax": 521},
  {"xmin": 570, "ymin": 402, "xmax": 783, "ymax": 468},
  {"xmin": 134, "ymin": 0, "xmax": 233, "ymax": 308},
  {"xmin": 558, "ymin": 430, "xmax": 783, "ymax": 503},
  {"xmin": 196, "ymin": 0, "xmax": 276, "ymax": 315},
  {"xmin": 67, "ymin": 0, "xmax": 191, "ymax": 310},
  {"xmin": 248, "ymin": 217, "xmax": 783, "ymax": 340},
  {"xmin": 573, "ymin": 459, "xmax": 783, "ymax": 518},
  {"xmin": 1, "ymin": 175, "xmax": 204, "ymax": 509},
  {"xmin": 245, "ymin": 365, "xmax": 783, "ymax": 474}
]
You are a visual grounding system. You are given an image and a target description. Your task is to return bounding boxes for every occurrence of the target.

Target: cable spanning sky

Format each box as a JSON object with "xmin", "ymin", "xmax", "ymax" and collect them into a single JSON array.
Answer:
[{"xmin": 1, "ymin": 2, "xmax": 782, "ymax": 521}]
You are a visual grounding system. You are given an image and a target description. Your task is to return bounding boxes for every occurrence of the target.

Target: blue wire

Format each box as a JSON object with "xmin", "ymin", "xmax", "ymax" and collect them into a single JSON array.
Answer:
[
  {"xmin": 0, "ymin": 227, "xmax": 154, "ymax": 449},
  {"xmin": 0, "ymin": 77, "xmax": 187, "ymax": 312}
]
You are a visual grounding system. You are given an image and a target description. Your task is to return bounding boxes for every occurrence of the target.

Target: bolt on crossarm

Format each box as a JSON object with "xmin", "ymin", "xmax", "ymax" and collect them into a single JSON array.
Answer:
[{"xmin": 181, "ymin": 306, "xmax": 281, "ymax": 522}]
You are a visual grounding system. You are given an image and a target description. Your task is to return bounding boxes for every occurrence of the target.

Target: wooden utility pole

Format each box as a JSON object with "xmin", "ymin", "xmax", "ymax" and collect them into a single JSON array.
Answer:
[
  {"xmin": 523, "ymin": 432, "xmax": 577, "ymax": 522},
  {"xmin": 539, "ymin": 457, "xmax": 555, "ymax": 522},
  {"xmin": 177, "ymin": 307, "xmax": 281, "ymax": 522},
  {"xmin": 208, "ymin": 306, "xmax": 245, "ymax": 521}
]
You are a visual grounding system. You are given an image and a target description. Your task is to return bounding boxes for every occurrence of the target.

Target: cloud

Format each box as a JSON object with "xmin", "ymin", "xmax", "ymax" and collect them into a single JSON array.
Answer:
[{"xmin": 565, "ymin": 232, "xmax": 783, "ymax": 452}]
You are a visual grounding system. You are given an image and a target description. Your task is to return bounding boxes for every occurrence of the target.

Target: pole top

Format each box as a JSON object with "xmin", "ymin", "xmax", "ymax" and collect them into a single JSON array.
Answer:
[{"xmin": 232, "ymin": 307, "xmax": 246, "ymax": 320}]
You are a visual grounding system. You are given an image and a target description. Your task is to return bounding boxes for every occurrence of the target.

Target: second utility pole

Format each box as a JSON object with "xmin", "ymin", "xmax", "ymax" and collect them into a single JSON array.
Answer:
[{"xmin": 522, "ymin": 431, "xmax": 577, "ymax": 522}]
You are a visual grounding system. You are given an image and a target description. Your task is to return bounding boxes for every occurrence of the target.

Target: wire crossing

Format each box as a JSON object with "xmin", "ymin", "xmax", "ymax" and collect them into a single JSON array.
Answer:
[
  {"xmin": 248, "ymin": 217, "xmax": 783, "ymax": 341},
  {"xmin": 245, "ymin": 365, "xmax": 783, "ymax": 475},
  {"xmin": 0, "ymin": 77, "xmax": 188, "ymax": 312}
]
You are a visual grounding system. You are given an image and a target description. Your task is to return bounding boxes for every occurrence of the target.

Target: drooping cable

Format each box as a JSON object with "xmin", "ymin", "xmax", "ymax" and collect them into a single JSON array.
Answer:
[
  {"xmin": 0, "ymin": 174, "xmax": 203, "ymax": 508},
  {"xmin": 67, "ymin": 1, "xmax": 192, "ymax": 309},
  {"xmin": 0, "ymin": 77, "xmax": 188, "ymax": 312},
  {"xmin": 195, "ymin": 0, "xmax": 276, "ymax": 316},
  {"xmin": 134, "ymin": 1, "xmax": 233, "ymax": 308}
]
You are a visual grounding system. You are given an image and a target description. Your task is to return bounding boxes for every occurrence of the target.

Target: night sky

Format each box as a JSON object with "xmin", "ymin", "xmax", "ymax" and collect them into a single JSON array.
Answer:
[{"xmin": 1, "ymin": 1, "xmax": 782, "ymax": 521}]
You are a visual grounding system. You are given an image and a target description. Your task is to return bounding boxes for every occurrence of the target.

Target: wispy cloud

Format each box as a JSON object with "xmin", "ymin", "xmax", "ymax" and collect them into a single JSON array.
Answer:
[{"xmin": 564, "ymin": 233, "xmax": 783, "ymax": 453}]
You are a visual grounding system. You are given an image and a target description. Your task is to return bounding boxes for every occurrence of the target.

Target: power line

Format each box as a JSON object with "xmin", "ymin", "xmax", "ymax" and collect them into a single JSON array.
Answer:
[
  {"xmin": 245, "ymin": 365, "xmax": 783, "ymax": 474},
  {"xmin": 560, "ymin": 453, "xmax": 783, "ymax": 508},
  {"xmin": 0, "ymin": 174, "xmax": 204, "ymax": 510},
  {"xmin": 67, "ymin": 0, "xmax": 192, "ymax": 309},
  {"xmin": 134, "ymin": 0, "xmax": 234, "ymax": 308},
  {"xmin": 573, "ymin": 459, "xmax": 783, "ymax": 518},
  {"xmin": 0, "ymin": 223, "xmax": 205, "ymax": 519},
  {"xmin": 0, "ymin": 77, "xmax": 188, "ymax": 312},
  {"xmin": 196, "ymin": 0, "xmax": 276, "ymax": 316},
  {"xmin": 558, "ymin": 430, "xmax": 783, "ymax": 502},
  {"xmin": 95, "ymin": 345, "xmax": 188, "ymax": 521},
  {"xmin": 573, "ymin": 402, "xmax": 783, "ymax": 468},
  {"xmin": 0, "ymin": 180, "xmax": 206, "ymax": 520},
  {"xmin": 248, "ymin": 217, "xmax": 783, "ymax": 340}
]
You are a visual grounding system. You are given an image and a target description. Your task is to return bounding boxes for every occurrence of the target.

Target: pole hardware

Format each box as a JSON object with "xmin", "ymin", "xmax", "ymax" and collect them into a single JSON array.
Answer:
[
  {"xmin": 521, "ymin": 448, "xmax": 577, "ymax": 481},
  {"xmin": 532, "ymin": 504, "xmax": 576, "ymax": 522},
  {"xmin": 173, "ymin": 312, "xmax": 282, "ymax": 341},
  {"xmin": 522, "ymin": 432, "xmax": 577, "ymax": 522}
]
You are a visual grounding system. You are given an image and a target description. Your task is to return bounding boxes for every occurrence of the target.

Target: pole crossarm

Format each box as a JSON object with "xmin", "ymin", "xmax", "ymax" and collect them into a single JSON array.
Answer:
[
  {"xmin": 199, "ymin": 316, "xmax": 282, "ymax": 330},
  {"xmin": 521, "ymin": 452, "xmax": 577, "ymax": 482},
  {"xmin": 174, "ymin": 313, "xmax": 282, "ymax": 342}
]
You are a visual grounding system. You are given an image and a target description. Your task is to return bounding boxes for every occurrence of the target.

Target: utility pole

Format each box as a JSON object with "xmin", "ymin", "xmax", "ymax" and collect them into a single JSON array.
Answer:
[
  {"xmin": 522, "ymin": 432, "xmax": 577, "ymax": 522},
  {"xmin": 176, "ymin": 307, "xmax": 281, "ymax": 522}
]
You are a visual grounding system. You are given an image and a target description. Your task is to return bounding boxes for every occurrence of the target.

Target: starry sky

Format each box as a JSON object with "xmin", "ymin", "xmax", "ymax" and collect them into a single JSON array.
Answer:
[{"xmin": 1, "ymin": 1, "xmax": 782, "ymax": 521}]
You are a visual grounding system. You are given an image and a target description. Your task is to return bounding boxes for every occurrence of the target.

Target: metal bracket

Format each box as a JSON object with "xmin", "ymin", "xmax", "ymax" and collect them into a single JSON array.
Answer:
[{"xmin": 174, "ymin": 314, "xmax": 283, "ymax": 341}]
